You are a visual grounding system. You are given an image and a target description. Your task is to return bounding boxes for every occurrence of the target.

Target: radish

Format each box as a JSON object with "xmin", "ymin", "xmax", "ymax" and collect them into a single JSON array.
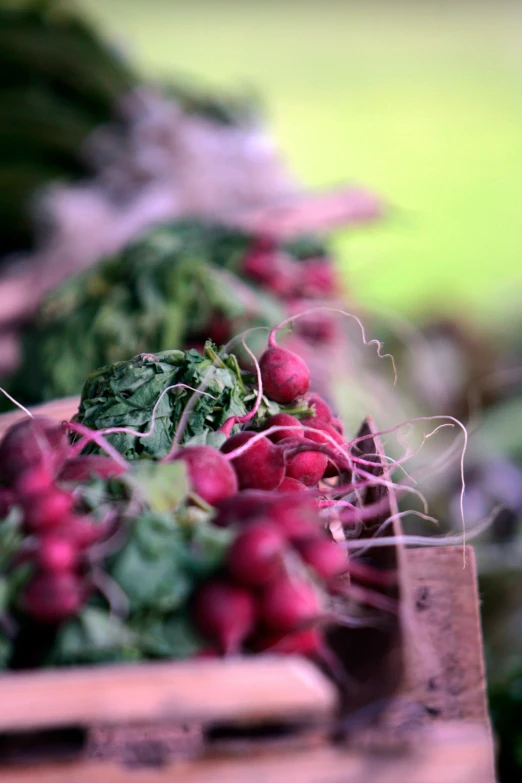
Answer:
[
  {"xmin": 305, "ymin": 393, "xmax": 333, "ymax": 423},
  {"xmin": 226, "ymin": 522, "xmax": 285, "ymax": 587},
  {"xmin": 193, "ymin": 580, "xmax": 256, "ymax": 655},
  {"xmin": 37, "ymin": 535, "xmax": 78, "ymax": 573},
  {"xmin": 213, "ymin": 491, "xmax": 318, "ymax": 540},
  {"xmin": 267, "ymin": 494, "xmax": 320, "ymax": 540},
  {"xmin": 296, "ymin": 538, "xmax": 347, "ymax": 581},
  {"xmin": 14, "ymin": 466, "xmax": 54, "ymax": 497},
  {"xmin": 259, "ymin": 346, "xmax": 310, "ymax": 404},
  {"xmin": 300, "ymin": 259, "xmax": 337, "ymax": 297},
  {"xmin": 212, "ymin": 490, "xmax": 277, "ymax": 528},
  {"xmin": 302, "ymin": 420, "xmax": 345, "ymax": 478},
  {"xmin": 250, "ymin": 627, "xmax": 322, "ymax": 656},
  {"xmin": 172, "ymin": 445, "xmax": 238, "ymax": 505},
  {"xmin": 242, "ymin": 247, "xmax": 298, "ymax": 298},
  {"xmin": 22, "ymin": 488, "xmax": 73, "ymax": 533},
  {"xmin": 56, "ymin": 515, "xmax": 108, "ymax": 549},
  {"xmin": 277, "ymin": 477, "xmax": 306, "ymax": 493},
  {"xmin": 22, "ymin": 571, "xmax": 84, "ymax": 623},
  {"xmin": 0, "ymin": 417, "xmax": 70, "ymax": 484},
  {"xmin": 263, "ymin": 413, "xmax": 304, "ymax": 444},
  {"xmin": 304, "ymin": 418, "xmax": 344, "ymax": 446},
  {"xmin": 294, "ymin": 310, "xmax": 337, "ymax": 346},
  {"xmin": 221, "ymin": 432, "xmax": 285, "ymax": 491},
  {"xmin": 58, "ymin": 456, "xmax": 127, "ymax": 483},
  {"xmin": 286, "ymin": 451, "xmax": 328, "ymax": 486},
  {"xmin": 259, "ymin": 576, "xmax": 321, "ymax": 632}
]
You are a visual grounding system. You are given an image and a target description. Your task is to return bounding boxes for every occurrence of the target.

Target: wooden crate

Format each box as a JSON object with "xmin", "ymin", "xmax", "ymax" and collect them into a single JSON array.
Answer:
[
  {"xmin": 0, "ymin": 402, "xmax": 495, "ymax": 781},
  {"xmin": 0, "ymin": 546, "xmax": 495, "ymax": 783}
]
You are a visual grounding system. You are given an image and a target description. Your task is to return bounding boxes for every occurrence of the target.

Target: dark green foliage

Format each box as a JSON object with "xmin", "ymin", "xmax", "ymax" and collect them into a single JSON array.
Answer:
[
  {"xmin": 75, "ymin": 343, "xmax": 251, "ymax": 460},
  {"xmin": 4, "ymin": 220, "xmax": 288, "ymax": 405}
]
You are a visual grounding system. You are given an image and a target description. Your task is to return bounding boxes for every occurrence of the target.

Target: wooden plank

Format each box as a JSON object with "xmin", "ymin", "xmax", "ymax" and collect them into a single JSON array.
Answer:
[
  {"xmin": 0, "ymin": 397, "xmax": 79, "ymax": 437},
  {"xmin": 0, "ymin": 657, "xmax": 336, "ymax": 732},
  {"xmin": 402, "ymin": 546, "xmax": 490, "ymax": 723},
  {"xmin": 0, "ymin": 722, "xmax": 494, "ymax": 783}
]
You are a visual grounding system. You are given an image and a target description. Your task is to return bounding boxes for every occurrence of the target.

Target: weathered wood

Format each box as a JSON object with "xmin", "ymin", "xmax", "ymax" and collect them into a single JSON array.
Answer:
[
  {"xmin": 0, "ymin": 657, "xmax": 335, "ymax": 733},
  {"xmin": 0, "ymin": 722, "xmax": 494, "ymax": 783}
]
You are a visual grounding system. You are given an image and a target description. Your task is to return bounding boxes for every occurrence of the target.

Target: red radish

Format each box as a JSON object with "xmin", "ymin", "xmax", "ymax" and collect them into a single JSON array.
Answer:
[
  {"xmin": 37, "ymin": 536, "xmax": 78, "ymax": 573},
  {"xmin": 243, "ymin": 248, "xmax": 298, "ymax": 298},
  {"xmin": 14, "ymin": 465, "xmax": 54, "ymax": 497},
  {"xmin": 221, "ymin": 432, "xmax": 285, "ymax": 491},
  {"xmin": 302, "ymin": 420, "xmax": 345, "ymax": 478},
  {"xmin": 212, "ymin": 490, "xmax": 278, "ymax": 528},
  {"xmin": 213, "ymin": 491, "xmax": 318, "ymax": 540},
  {"xmin": 22, "ymin": 488, "xmax": 73, "ymax": 533},
  {"xmin": 57, "ymin": 515, "xmax": 107, "ymax": 549},
  {"xmin": 295, "ymin": 311, "xmax": 337, "ymax": 346},
  {"xmin": 305, "ymin": 393, "xmax": 333, "ymax": 422},
  {"xmin": 58, "ymin": 456, "xmax": 126, "ymax": 483},
  {"xmin": 0, "ymin": 417, "xmax": 70, "ymax": 484},
  {"xmin": 259, "ymin": 347, "xmax": 310, "ymax": 404},
  {"xmin": 277, "ymin": 477, "xmax": 306, "ymax": 493},
  {"xmin": 296, "ymin": 538, "xmax": 347, "ymax": 581},
  {"xmin": 286, "ymin": 451, "xmax": 328, "ymax": 487},
  {"xmin": 268, "ymin": 494, "xmax": 320, "ymax": 540},
  {"xmin": 193, "ymin": 580, "xmax": 256, "ymax": 654},
  {"xmin": 263, "ymin": 413, "xmax": 304, "ymax": 443},
  {"xmin": 260, "ymin": 576, "xmax": 321, "ymax": 632},
  {"xmin": 300, "ymin": 259, "xmax": 337, "ymax": 297},
  {"xmin": 304, "ymin": 418, "xmax": 344, "ymax": 446},
  {"xmin": 22, "ymin": 571, "xmax": 84, "ymax": 623},
  {"xmin": 227, "ymin": 522, "xmax": 285, "ymax": 587},
  {"xmin": 205, "ymin": 313, "xmax": 232, "ymax": 346},
  {"xmin": 250, "ymin": 627, "xmax": 323, "ymax": 656},
  {"xmin": 172, "ymin": 445, "xmax": 238, "ymax": 505}
]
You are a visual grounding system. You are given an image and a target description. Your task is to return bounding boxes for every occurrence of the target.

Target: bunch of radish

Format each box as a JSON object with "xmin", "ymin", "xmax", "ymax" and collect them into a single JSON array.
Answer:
[
  {"xmin": 0, "ymin": 331, "xmax": 393, "ymax": 668},
  {"xmin": 191, "ymin": 490, "xmax": 347, "ymax": 658},
  {"xmin": 168, "ymin": 339, "xmax": 364, "ymax": 658},
  {"xmin": 0, "ymin": 418, "xmax": 123, "ymax": 626},
  {"xmin": 241, "ymin": 236, "xmax": 342, "ymax": 349}
]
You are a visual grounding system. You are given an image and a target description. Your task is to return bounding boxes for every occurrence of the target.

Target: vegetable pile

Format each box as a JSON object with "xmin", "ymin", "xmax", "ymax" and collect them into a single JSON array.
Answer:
[
  {"xmin": 2, "ymin": 221, "xmax": 342, "ymax": 405},
  {"xmin": 0, "ymin": 333, "xmax": 398, "ymax": 670}
]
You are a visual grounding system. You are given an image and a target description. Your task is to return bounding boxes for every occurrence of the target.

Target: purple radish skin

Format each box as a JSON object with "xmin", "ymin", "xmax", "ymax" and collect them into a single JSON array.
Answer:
[
  {"xmin": 259, "ymin": 346, "xmax": 311, "ymax": 404},
  {"xmin": 172, "ymin": 445, "xmax": 238, "ymax": 505},
  {"xmin": 221, "ymin": 432, "xmax": 285, "ymax": 491},
  {"xmin": 227, "ymin": 522, "xmax": 285, "ymax": 586},
  {"xmin": 193, "ymin": 580, "xmax": 256, "ymax": 655}
]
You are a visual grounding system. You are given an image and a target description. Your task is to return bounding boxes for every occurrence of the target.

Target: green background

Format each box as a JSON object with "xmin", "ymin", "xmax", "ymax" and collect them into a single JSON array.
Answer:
[{"xmin": 83, "ymin": 0, "xmax": 522, "ymax": 322}]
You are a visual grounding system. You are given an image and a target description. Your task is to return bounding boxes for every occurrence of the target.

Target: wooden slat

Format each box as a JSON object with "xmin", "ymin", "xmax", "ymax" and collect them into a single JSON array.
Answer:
[
  {"xmin": 402, "ymin": 546, "xmax": 491, "ymax": 723},
  {"xmin": 0, "ymin": 397, "xmax": 79, "ymax": 437},
  {"xmin": 0, "ymin": 722, "xmax": 495, "ymax": 783},
  {"xmin": 0, "ymin": 657, "xmax": 336, "ymax": 732}
]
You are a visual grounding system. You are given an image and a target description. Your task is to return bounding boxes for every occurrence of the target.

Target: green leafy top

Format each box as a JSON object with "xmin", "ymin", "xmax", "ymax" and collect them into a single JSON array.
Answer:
[{"xmin": 75, "ymin": 342, "xmax": 250, "ymax": 460}]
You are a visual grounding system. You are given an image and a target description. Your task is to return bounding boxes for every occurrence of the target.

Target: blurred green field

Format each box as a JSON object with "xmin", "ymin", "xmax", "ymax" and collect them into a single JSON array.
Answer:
[{"xmin": 83, "ymin": 0, "xmax": 522, "ymax": 322}]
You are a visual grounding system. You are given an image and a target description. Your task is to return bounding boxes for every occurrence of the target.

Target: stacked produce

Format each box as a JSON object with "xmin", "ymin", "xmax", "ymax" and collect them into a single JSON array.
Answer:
[
  {"xmin": 0, "ymin": 334, "xmax": 398, "ymax": 671},
  {"xmin": 1, "ymin": 221, "xmax": 343, "ymax": 405}
]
